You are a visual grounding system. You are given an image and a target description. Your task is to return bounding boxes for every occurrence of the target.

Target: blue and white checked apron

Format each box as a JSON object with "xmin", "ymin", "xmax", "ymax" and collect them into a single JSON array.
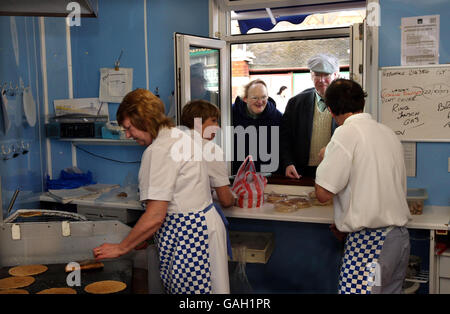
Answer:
[
  {"xmin": 338, "ymin": 227, "xmax": 388, "ymax": 294},
  {"xmin": 155, "ymin": 203, "xmax": 231, "ymax": 294}
]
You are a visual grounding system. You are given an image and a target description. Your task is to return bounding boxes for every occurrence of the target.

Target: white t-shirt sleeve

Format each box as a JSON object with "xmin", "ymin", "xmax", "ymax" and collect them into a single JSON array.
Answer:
[
  {"xmin": 208, "ymin": 160, "xmax": 230, "ymax": 187},
  {"xmin": 315, "ymin": 137, "xmax": 352, "ymax": 194},
  {"xmin": 139, "ymin": 145, "xmax": 179, "ymax": 202},
  {"xmin": 203, "ymin": 141, "xmax": 230, "ymax": 188}
]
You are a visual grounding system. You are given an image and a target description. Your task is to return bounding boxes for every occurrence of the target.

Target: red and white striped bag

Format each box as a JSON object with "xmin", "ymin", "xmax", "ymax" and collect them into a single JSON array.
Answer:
[{"xmin": 231, "ymin": 155, "xmax": 267, "ymax": 208}]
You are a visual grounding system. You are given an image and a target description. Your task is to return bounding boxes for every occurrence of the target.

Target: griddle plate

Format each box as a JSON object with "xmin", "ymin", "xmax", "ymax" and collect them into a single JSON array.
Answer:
[{"xmin": 0, "ymin": 259, "xmax": 133, "ymax": 294}]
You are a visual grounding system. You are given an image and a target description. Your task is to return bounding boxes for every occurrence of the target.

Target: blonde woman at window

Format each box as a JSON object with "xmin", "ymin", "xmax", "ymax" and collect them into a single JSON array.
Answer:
[{"xmin": 232, "ymin": 79, "xmax": 282, "ymax": 174}]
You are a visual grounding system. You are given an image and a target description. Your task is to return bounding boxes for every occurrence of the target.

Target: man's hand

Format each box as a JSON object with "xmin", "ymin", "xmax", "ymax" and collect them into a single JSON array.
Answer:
[{"xmin": 285, "ymin": 165, "xmax": 301, "ymax": 179}]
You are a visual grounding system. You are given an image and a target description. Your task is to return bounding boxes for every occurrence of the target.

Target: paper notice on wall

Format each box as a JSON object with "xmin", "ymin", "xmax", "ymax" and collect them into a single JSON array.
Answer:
[
  {"xmin": 401, "ymin": 15, "xmax": 439, "ymax": 66},
  {"xmin": 402, "ymin": 142, "xmax": 416, "ymax": 177},
  {"xmin": 99, "ymin": 68, "xmax": 133, "ymax": 103}
]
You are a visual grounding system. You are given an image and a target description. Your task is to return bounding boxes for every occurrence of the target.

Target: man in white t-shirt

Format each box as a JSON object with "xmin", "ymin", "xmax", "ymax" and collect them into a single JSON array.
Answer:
[{"xmin": 315, "ymin": 79, "xmax": 412, "ymax": 294}]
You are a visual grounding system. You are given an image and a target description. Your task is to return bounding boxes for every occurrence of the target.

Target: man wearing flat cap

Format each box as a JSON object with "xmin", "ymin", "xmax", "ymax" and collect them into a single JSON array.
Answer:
[{"xmin": 279, "ymin": 53, "xmax": 339, "ymax": 178}]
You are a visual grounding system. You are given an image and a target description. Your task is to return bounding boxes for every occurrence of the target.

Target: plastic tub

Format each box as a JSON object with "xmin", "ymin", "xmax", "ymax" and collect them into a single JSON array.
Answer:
[{"xmin": 406, "ymin": 188, "xmax": 428, "ymax": 215}]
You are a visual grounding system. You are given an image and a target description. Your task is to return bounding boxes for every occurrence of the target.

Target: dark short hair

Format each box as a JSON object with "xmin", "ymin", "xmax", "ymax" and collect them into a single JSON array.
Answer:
[
  {"xmin": 324, "ymin": 79, "xmax": 367, "ymax": 115},
  {"xmin": 277, "ymin": 86, "xmax": 287, "ymax": 95},
  {"xmin": 180, "ymin": 99, "xmax": 220, "ymax": 129}
]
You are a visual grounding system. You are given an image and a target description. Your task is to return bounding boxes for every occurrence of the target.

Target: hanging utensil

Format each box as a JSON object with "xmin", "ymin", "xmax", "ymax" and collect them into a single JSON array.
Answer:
[
  {"xmin": 0, "ymin": 88, "xmax": 11, "ymax": 135},
  {"xmin": 114, "ymin": 49, "xmax": 124, "ymax": 71},
  {"xmin": 7, "ymin": 188, "xmax": 20, "ymax": 216},
  {"xmin": 20, "ymin": 141, "xmax": 29, "ymax": 155},
  {"xmin": 1, "ymin": 145, "xmax": 12, "ymax": 160},
  {"xmin": 10, "ymin": 17, "xmax": 20, "ymax": 67},
  {"xmin": 15, "ymin": 78, "xmax": 24, "ymax": 127},
  {"xmin": 22, "ymin": 86, "xmax": 36, "ymax": 127}
]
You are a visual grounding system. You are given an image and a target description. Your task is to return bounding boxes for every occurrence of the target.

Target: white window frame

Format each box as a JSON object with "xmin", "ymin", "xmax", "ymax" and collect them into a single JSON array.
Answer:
[
  {"xmin": 205, "ymin": 0, "xmax": 379, "ymax": 175},
  {"xmin": 173, "ymin": 33, "xmax": 229, "ymax": 125},
  {"xmin": 209, "ymin": 0, "xmax": 379, "ymax": 120},
  {"xmin": 215, "ymin": 0, "xmax": 364, "ymax": 12}
]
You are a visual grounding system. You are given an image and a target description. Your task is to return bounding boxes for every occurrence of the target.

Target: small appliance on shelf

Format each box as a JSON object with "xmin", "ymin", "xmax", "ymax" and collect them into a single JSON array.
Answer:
[{"xmin": 45, "ymin": 113, "xmax": 107, "ymax": 139}]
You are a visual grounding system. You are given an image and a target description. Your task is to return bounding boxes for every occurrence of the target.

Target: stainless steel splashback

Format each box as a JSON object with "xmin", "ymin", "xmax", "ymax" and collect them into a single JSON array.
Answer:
[{"xmin": 0, "ymin": 220, "xmax": 146, "ymax": 268}]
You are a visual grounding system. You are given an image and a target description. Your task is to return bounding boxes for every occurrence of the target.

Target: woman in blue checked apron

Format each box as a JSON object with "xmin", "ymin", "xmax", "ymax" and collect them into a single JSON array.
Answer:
[
  {"xmin": 93, "ymin": 89, "xmax": 230, "ymax": 294},
  {"xmin": 180, "ymin": 100, "xmax": 236, "ymax": 279},
  {"xmin": 314, "ymin": 79, "xmax": 411, "ymax": 294}
]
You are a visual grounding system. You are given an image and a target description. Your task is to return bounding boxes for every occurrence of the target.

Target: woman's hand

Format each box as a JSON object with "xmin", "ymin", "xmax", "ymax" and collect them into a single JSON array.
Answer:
[
  {"xmin": 93, "ymin": 200, "xmax": 167, "ymax": 261},
  {"xmin": 134, "ymin": 241, "xmax": 150, "ymax": 250},
  {"xmin": 93, "ymin": 243, "xmax": 127, "ymax": 260}
]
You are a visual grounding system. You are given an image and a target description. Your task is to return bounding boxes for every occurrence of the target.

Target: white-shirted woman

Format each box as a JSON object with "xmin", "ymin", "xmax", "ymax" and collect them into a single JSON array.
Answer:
[
  {"xmin": 93, "ymin": 89, "xmax": 229, "ymax": 294},
  {"xmin": 180, "ymin": 100, "xmax": 236, "ymax": 280}
]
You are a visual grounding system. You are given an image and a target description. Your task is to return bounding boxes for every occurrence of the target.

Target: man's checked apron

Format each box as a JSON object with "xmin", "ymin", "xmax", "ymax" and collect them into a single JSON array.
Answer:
[
  {"xmin": 155, "ymin": 203, "xmax": 229, "ymax": 294},
  {"xmin": 338, "ymin": 227, "xmax": 388, "ymax": 294}
]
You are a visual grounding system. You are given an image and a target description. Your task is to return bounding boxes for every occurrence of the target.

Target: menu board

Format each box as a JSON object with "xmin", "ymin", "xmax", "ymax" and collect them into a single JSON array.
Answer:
[{"xmin": 380, "ymin": 65, "xmax": 450, "ymax": 142}]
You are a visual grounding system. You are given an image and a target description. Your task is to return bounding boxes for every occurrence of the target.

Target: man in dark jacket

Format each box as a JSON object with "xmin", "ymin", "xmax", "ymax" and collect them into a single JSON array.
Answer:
[
  {"xmin": 232, "ymin": 79, "xmax": 282, "ymax": 174},
  {"xmin": 280, "ymin": 53, "xmax": 339, "ymax": 178}
]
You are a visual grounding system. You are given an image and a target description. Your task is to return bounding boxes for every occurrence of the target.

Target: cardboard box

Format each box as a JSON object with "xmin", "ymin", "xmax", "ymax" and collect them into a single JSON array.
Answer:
[{"xmin": 229, "ymin": 231, "xmax": 274, "ymax": 264}]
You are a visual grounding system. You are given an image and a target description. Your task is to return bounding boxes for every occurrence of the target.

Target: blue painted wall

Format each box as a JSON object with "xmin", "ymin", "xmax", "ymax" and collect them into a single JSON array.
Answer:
[
  {"xmin": 68, "ymin": 0, "xmax": 149, "ymax": 185},
  {"xmin": 147, "ymin": 0, "xmax": 210, "ymax": 110},
  {"xmin": 0, "ymin": 16, "xmax": 44, "ymax": 216},
  {"xmin": 379, "ymin": 0, "xmax": 450, "ymax": 206},
  {"xmin": 42, "ymin": 0, "xmax": 210, "ymax": 186},
  {"xmin": 1, "ymin": 0, "xmax": 211, "ymax": 213},
  {"xmin": 44, "ymin": 18, "xmax": 72, "ymax": 181}
]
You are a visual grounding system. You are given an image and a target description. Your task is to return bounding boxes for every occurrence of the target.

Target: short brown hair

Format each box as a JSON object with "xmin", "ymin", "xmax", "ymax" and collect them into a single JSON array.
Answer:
[
  {"xmin": 180, "ymin": 99, "xmax": 220, "ymax": 129},
  {"xmin": 243, "ymin": 79, "xmax": 267, "ymax": 98},
  {"xmin": 117, "ymin": 88, "xmax": 174, "ymax": 139}
]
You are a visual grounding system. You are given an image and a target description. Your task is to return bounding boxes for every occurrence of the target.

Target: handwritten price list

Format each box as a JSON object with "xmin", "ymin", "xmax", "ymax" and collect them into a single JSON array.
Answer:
[{"xmin": 381, "ymin": 66, "xmax": 450, "ymax": 141}]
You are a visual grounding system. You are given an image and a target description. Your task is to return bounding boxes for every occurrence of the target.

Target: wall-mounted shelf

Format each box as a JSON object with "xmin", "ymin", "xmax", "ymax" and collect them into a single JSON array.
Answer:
[{"xmin": 58, "ymin": 138, "xmax": 138, "ymax": 146}]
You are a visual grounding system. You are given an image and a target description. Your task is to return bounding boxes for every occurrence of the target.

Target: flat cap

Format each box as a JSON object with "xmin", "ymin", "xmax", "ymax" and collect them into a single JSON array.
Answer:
[{"xmin": 307, "ymin": 53, "xmax": 339, "ymax": 74}]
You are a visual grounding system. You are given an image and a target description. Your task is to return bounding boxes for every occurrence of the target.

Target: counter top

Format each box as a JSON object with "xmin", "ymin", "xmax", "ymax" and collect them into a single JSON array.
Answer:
[
  {"xmin": 224, "ymin": 203, "xmax": 450, "ymax": 231},
  {"xmin": 225, "ymin": 184, "xmax": 450, "ymax": 230},
  {"xmin": 40, "ymin": 184, "xmax": 450, "ymax": 231},
  {"xmin": 224, "ymin": 202, "xmax": 334, "ymax": 224},
  {"xmin": 40, "ymin": 193, "xmax": 143, "ymax": 210}
]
